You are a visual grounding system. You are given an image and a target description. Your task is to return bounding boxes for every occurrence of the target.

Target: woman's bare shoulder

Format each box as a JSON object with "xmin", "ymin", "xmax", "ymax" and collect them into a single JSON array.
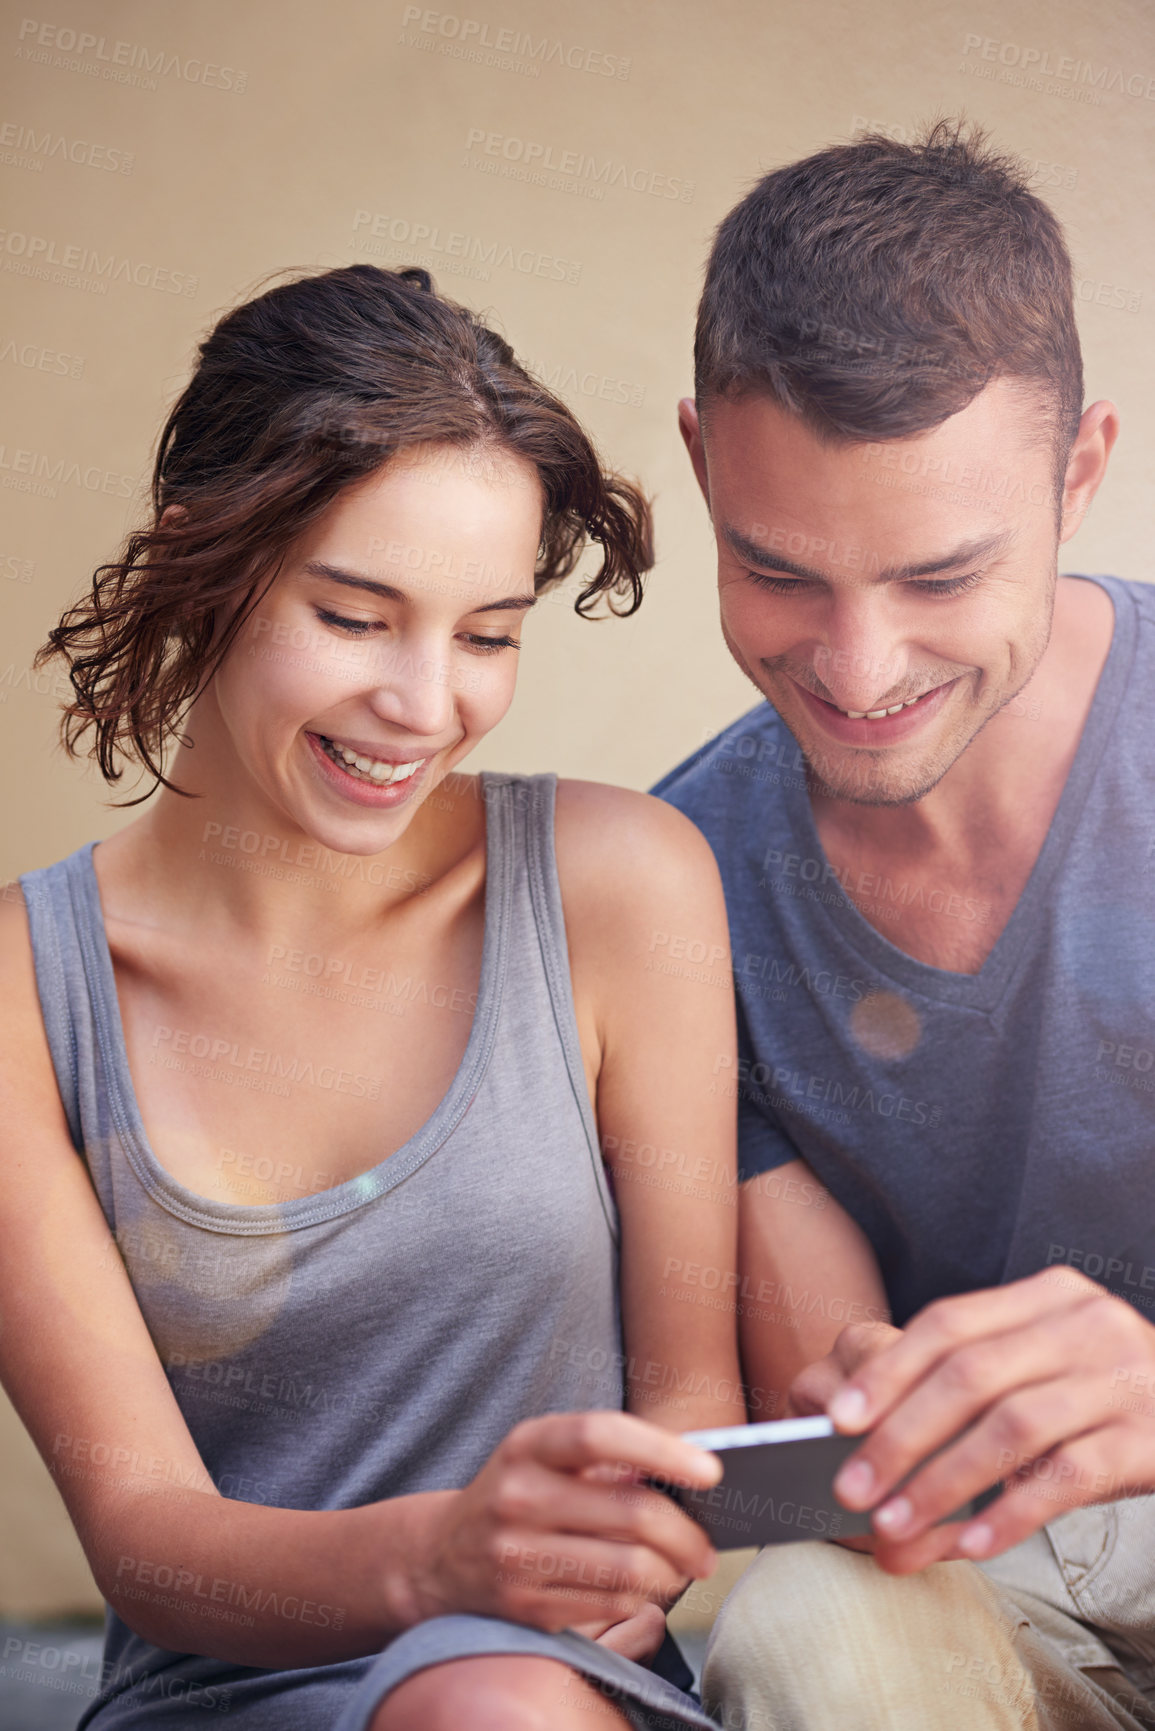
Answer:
[
  {"xmin": 0, "ymin": 879, "xmax": 62, "ymax": 1101},
  {"xmin": 554, "ymin": 777, "xmax": 720, "ymax": 882},
  {"xmin": 0, "ymin": 879, "xmax": 35, "ymax": 993},
  {"xmin": 552, "ymin": 778, "xmax": 726, "ymax": 948}
]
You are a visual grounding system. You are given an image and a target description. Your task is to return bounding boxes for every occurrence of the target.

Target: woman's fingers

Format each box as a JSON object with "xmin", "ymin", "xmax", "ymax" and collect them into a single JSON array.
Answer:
[
  {"xmin": 489, "ymin": 1457, "xmax": 715, "ymax": 1582},
  {"xmin": 588, "ymin": 1603, "xmax": 669, "ymax": 1662},
  {"xmin": 488, "ymin": 1528, "xmax": 691, "ymax": 1626},
  {"xmin": 425, "ymin": 1409, "xmax": 723, "ymax": 1628},
  {"xmin": 508, "ymin": 1410, "xmax": 721, "ymax": 1489},
  {"xmin": 498, "ymin": 1410, "xmax": 720, "ymax": 1580}
]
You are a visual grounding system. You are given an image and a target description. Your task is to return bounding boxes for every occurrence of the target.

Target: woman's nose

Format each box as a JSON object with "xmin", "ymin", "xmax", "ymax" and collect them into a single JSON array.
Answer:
[{"xmin": 364, "ymin": 639, "xmax": 458, "ymax": 738}]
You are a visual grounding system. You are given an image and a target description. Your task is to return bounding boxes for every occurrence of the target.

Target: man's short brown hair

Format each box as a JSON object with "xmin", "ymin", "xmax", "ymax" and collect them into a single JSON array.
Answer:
[{"xmin": 694, "ymin": 120, "xmax": 1083, "ymax": 453}]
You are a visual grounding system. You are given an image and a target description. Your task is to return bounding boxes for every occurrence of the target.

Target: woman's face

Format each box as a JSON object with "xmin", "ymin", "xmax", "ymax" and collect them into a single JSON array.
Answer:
[{"xmin": 209, "ymin": 442, "xmax": 543, "ymax": 855}]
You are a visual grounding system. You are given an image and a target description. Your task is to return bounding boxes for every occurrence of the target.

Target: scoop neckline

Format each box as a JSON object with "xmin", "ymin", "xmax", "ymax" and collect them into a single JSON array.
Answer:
[{"xmin": 74, "ymin": 772, "xmax": 513, "ymax": 1235}]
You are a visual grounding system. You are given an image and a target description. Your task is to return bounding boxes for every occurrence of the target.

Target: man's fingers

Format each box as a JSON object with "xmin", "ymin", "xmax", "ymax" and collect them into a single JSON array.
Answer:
[
  {"xmin": 831, "ymin": 1320, "xmax": 902, "ymax": 1377},
  {"xmin": 789, "ymin": 1357, "xmax": 844, "ymax": 1417},
  {"xmin": 827, "ymin": 1270, "xmax": 1108, "ymax": 1433},
  {"xmin": 870, "ymin": 1519, "xmax": 970, "ymax": 1577},
  {"xmin": 789, "ymin": 1324, "xmax": 901, "ymax": 1416},
  {"xmin": 947, "ymin": 1424, "xmax": 1154, "ymax": 1562},
  {"xmin": 832, "ymin": 1326, "xmax": 1095, "ymax": 1514},
  {"xmin": 861, "ymin": 1376, "xmax": 1104, "ymax": 1541}
]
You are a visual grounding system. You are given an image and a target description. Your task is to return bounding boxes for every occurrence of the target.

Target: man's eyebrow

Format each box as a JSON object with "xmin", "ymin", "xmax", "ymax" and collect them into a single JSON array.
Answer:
[
  {"xmin": 722, "ymin": 526, "xmax": 1015, "ymax": 582},
  {"xmin": 301, "ymin": 559, "xmax": 538, "ymax": 613}
]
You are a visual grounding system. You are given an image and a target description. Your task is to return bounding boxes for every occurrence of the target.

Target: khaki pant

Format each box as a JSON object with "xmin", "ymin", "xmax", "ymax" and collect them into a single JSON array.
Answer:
[{"xmin": 702, "ymin": 1502, "xmax": 1155, "ymax": 1730}]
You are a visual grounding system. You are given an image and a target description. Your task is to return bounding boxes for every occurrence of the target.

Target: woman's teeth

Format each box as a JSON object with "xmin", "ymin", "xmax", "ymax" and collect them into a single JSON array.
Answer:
[{"xmin": 319, "ymin": 736, "xmax": 425, "ymax": 785}]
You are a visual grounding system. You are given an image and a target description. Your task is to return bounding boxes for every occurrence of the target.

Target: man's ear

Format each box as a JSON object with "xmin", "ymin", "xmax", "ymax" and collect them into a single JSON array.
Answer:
[
  {"xmin": 1059, "ymin": 400, "xmax": 1119, "ymax": 545},
  {"xmin": 678, "ymin": 397, "xmax": 710, "ymax": 508}
]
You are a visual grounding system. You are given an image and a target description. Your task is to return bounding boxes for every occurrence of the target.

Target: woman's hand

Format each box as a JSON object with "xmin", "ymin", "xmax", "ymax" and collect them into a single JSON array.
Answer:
[
  {"xmin": 401, "ymin": 1411, "xmax": 721, "ymax": 1633},
  {"xmin": 573, "ymin": 1603, "xmax": 670, "ymax": 1662}
]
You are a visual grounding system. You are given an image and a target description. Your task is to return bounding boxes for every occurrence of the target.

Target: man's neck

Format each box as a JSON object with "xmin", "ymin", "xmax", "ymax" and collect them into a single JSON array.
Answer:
[{"xmin": 809, "ymin": 576, "xmax": 1116, "ymax": 973}]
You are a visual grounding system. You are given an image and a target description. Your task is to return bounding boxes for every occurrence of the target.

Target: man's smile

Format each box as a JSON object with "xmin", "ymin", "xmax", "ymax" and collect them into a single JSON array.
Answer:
[{"xmin": 787, "ymin": 677, "xmax": 959, "ymax": 747}]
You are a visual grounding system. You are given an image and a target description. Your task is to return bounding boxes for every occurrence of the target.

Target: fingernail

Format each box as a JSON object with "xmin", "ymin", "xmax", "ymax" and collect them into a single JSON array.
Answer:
[
  {"xmin": 829, "ymin": 1387, "xmax": 869, "ymax": 1428},
  {"xmin": 690, "ymin": 1448, "xmax": 722, "ymax": 1477},
  {"xmin": 834, "ymin": 1459, "xmax": 874, "ymax": 1505},
  {"xmin": 957, "ymin": 1522, "xmax": 993, "ymax": 1557},
  {"xmin": 873, "ymin": 1496, "xmax": 913, "ymax": 1535}
]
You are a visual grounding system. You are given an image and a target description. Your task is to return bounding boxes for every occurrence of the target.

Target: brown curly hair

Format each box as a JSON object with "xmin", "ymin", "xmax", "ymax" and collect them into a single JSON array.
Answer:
[{"xmin": 39, "ymin": 263, "xmax": 654, "ymax": 798}]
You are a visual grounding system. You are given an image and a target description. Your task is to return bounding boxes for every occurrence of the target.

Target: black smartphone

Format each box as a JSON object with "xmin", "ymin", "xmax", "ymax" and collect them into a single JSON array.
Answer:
[{"xmin": 659, "ymin": 1415, "xmax": 1001, "ymax": 1549}]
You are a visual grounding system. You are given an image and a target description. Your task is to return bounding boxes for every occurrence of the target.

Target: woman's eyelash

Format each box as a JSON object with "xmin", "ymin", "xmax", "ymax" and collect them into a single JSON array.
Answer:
[
  {"xmin": 315, "ymin": 610, "xmax": 518, "ymax": 652},
  {"xmin": 315, "ymin": 608, "xmax": 374, "ymax": 635}
]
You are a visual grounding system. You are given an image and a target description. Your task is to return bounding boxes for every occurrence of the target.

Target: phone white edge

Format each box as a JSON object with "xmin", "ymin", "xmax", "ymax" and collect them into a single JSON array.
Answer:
[{"xmin": 682, "ymin": 1416, "xmax": 838, "ymax": 1450}]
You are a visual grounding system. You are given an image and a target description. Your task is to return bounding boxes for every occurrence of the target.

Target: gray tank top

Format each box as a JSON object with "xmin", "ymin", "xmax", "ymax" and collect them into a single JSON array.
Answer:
[{"xmin": 20, "ymin": 770, "xmax": 625, "ymax": 1723}]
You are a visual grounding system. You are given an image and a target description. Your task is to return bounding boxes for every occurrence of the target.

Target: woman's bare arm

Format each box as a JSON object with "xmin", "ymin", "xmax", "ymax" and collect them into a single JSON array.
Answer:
[
  {"xmin": 0, "ymin": 885, "xmax": 427, "ymax": 1666},
  {"xmin": 0, "ymin": 884, "xmax": 719, "ymax": 1668},
  {"xmin": 556, "ymin": 784, "xmax": 746, "ymax": 1433}
]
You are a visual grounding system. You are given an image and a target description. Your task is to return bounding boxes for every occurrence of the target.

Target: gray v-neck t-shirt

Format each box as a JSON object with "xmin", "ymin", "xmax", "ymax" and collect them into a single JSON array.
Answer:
[{"xmin": 654, "ymin": 574, "xmax": 1155, "ymax": 1328}]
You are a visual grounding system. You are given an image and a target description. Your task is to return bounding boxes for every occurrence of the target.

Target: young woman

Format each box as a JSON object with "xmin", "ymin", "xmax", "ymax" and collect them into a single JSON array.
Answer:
[{"xmin": 0, "ymin": 264, "xmax": 743, "ymax": 1730}]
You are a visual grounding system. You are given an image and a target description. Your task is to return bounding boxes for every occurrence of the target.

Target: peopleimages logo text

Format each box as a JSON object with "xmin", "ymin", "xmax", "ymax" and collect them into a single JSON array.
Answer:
[
  {"xmin": 15, "ymin": 18, "xmax": 247, "ymax": 90},
  {"xmin": 400, "ymin": 8, "xmax": 630, "ymax": 78},
  {"xmin": 0, "ymin": 228, "xmax": 196, "ymax": 294},
  {"xmin": 351, "ymin": 210, "xmax": 581, "ymax": 284},
  {"xmin": 962, "ymin": 33, "xmax": 1155, "ymax": 100}
]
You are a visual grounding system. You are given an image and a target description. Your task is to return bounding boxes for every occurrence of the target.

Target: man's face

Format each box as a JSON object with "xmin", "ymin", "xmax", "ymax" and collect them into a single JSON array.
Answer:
[{"xmin": 683, "ymin": 380, "xmax": 1068, "ymax": 806}]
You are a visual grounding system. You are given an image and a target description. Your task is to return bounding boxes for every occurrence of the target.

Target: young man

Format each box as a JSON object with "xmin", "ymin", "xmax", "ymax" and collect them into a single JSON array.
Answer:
[{"xmin": 654, "ymin": 123, "xmax": 1155, "ymax": 1728}]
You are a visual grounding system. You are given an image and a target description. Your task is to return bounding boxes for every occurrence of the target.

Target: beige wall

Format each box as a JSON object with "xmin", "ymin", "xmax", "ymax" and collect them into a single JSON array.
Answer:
[{"xmin": 1, "ymin": 0, "xmax": 1152, "ymax": 1616}]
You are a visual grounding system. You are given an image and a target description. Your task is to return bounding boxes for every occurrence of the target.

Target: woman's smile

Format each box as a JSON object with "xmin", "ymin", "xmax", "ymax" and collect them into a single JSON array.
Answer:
[{"xmin": 305, "ymin": 728, "xmax": 432, "ymax": 807}]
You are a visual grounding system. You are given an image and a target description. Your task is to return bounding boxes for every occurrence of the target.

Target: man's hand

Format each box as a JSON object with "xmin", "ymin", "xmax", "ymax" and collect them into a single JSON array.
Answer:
[
  {"xmin": 816, "ymin": 1268, "xmax": 1155, "ymax": 1574},
  {"xmin": 788, "ymin": 1321, "xmax": 901, "ymax": 1554},
  {"xmin": 788, "ymin": 1320, "xmax": 902, "ymax": 1418}
]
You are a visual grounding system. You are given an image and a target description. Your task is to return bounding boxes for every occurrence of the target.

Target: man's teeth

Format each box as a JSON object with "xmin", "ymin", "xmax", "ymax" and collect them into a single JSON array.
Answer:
[
  {"xmin": 321, "ymin": 737, "xmax": 425, "ymax": 785},
  {"xmin": 842, "ymin": 696, "xmax": 926, "ymax": 720}
]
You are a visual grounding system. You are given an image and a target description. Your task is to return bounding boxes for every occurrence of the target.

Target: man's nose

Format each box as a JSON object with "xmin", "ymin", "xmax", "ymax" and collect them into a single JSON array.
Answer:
[{"xmin": 812, "ymin": 600, "xmax": 907, "ymax": 712}]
